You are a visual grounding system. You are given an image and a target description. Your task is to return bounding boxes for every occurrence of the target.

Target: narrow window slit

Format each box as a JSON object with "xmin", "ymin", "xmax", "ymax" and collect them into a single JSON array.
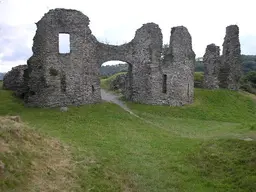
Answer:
[{"xmin": 162, "ymin": 74, "xmax": 167, "ymax": 93}]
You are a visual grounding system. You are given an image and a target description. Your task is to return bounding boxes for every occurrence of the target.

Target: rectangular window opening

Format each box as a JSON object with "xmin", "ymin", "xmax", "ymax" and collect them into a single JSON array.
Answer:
[
  {"xmin": 59, "ymin": 33, "xmax": 70, "ymax": 54},
  {"xmin": 162, "ymin": 74, "xmax": 167, "ymax": 93}
]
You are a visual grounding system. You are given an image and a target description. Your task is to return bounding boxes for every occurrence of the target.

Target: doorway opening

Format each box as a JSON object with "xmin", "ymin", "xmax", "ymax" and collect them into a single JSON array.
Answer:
[{"xmin": 100, "ymin": 60, "xmax": 132, "ymax": 100}]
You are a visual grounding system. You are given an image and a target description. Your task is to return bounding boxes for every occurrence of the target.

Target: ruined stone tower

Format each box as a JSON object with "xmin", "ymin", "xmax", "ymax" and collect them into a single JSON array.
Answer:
[
  {"xmin": 219, "ymin": 25, "xmax": 242, "ymax": 90},
  {"xmin": 203, "ymin": 44, "xmax": 220, "ymax": 89},
  {"xmin": 25, "ymin": 9, "xmax": 102, "ymax": 107},
  {"xmin": 23, "ymin": 8, "xmax": 196, "ymax": 107},
  {"xmin": 162, "ymin": 26, "xmax": 195, "ymax": 106}
]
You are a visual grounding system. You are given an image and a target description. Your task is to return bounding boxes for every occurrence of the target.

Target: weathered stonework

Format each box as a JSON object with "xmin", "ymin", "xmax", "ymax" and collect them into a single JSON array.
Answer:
[
  {"xmin": 24, "ymin": 8, "xmax": 195, "ymax": 107},
  {"xmin": 219, "ymin": 25, "xmax": 242, "ymax": 90},
  {"xmin": 162, "ymin": 26, "xmax": 195, "ymax": 106},
  {"xmin": 3, "ymin": 65, "xmax": 27, "ymax": 98},
  {"xmin": 203, "ymin": 44, "xmax": 220, "ymax": 89}
]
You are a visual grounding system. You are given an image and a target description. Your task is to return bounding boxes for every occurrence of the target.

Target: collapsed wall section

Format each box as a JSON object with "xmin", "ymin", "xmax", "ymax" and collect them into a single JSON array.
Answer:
[
  {"xmin": 219, "ymin": 25, "xmax": 242, "ymax": 90},
  {"xmin": 203, "ymin": 44, "xmax": 220, "ymax": 89},
  {"xmin": 3, "ymin": 65, "xmax": 27, "ymax": 98}
]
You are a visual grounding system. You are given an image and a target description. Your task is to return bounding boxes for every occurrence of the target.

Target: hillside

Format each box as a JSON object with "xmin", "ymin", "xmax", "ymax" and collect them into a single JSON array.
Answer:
[
  {"xmin": 0, "ymin": 116, "xmax": 79, "ymax": 191},
  {"xmin": 0, "ymin": 80, "xmax": 255, "ymax": 191}
]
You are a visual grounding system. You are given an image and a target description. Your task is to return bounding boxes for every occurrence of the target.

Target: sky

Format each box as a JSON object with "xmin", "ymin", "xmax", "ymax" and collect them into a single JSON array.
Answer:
[{"xmin": 0, "ymin": 0, "xmax": 256, "ymax": 72}]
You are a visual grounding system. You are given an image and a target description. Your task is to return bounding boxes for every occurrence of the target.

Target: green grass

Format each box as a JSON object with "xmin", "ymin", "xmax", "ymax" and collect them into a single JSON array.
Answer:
[
  {"xmin": 194, "ymin": 72, "xmax": 204, "ymax": 82},
  {"xmin": 100, "ymin": 72, "xmax": 126, "ymax": 90},
  {"xmin": 0, "ymin": 116, "xmax": 77, "ymax": 192},
  {"xmin": 128, "ymin": 89, "xmax": 256, "ymax": 124},
  {"xmin": 0, "ymin": 87, "xmax": 255, "ymax": 191}
]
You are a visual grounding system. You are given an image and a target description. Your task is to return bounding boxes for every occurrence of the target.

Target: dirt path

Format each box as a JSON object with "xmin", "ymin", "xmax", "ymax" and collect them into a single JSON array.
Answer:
[
  {"xmin": 100, "ymin": 89, "xmax": 176, "ymax": 130},
  {"xmin": 101, "ymin": 89, "xmax": 137, "ymax": 116}
]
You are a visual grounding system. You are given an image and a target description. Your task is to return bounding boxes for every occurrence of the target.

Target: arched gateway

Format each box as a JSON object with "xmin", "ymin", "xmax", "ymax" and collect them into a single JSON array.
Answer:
[{"xmin": 25, "ymin": 8, "xmax": 195, "ymax": 107}]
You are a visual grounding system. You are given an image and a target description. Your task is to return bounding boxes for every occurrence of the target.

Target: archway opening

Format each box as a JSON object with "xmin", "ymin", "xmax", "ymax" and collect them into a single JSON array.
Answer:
[{"xmin": 100, "ymin": 60, "xmax": 133, "ymax": 100}]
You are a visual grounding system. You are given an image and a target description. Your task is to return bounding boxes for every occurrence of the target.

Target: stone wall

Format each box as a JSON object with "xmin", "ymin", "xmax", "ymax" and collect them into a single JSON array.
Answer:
[
  {"xmin": 162, "ymin": 26, "xmax": 195, "ymax": 106},
  {"xmin": 3, "ymin": 65, "xmax": 27, "ymax": 98},
  {"xmin": 203, "ymin": 44, "xmax": 220, "ymax": 89},
  {"xmin": 25, "ymin": 9, "xmax": 100, "ymax": 107},
  {"xmin": 96, "ymin": 23, "xmax": 164, "ymax": 104},
  {"xmin": 24, "ymin": 8, "xmax": 195, "ymax": 107},
  {"xmin": 219, "ymin": 25, "xmax": 242, "ymax": 90}
]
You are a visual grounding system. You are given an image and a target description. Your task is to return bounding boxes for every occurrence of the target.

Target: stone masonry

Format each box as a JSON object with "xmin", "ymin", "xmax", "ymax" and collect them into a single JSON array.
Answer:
[
  {"xmin": 3, "ymin": 65, "xmax": 27, "ymax": 98},
  {"xmin": 23, "ymin": 8, "xmax": 196, "ymax": 107},
  {"xmin": 219, "ymin": 25, "xmax": 242, "ymax": 90},
  {"xmin": 203, "ymin": 44, "xmax": 220, "ymax": 89},
  {"xmin": 162, "ymin": 26, "xmax": 195, "ymax": 106}
]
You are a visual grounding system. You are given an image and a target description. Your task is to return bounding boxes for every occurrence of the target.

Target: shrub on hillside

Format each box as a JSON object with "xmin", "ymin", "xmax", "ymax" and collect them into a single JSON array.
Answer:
[{"xmin": 240, "ymin": 71, "xmax": 256, "ymax": 94}]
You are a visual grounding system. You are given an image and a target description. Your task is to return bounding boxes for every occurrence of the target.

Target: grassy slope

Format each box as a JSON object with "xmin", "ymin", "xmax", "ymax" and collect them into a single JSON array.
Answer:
[
  {"xmin": 100, "ymin": 72, "xmax": 127, "ymax": 90},
  {"xmin": 0, "ymin": 82, "xmax": 255, "ymax": 191},
  {"xmin": 194, "ymin": 72, "xmax": 204, "ymax": 81},
  {"xmin": 0, "ymin": 116, "xmax": 78, "ymax": 192}
]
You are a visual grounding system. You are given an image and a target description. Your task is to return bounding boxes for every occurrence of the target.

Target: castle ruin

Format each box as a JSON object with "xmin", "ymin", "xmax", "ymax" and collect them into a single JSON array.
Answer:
[
  {"xmin": 202, "ymin": 25, "xmax": 242, "ymax": 90},
  {"xmin": 218, "ymin": 25, "xmax": 242, "ymax": 90},
  {"xmin": 203, "ymin": 44, "xmax": 220, "ymax": 89},
  {"xmin": 22, "ymin": 8, "xmax": 195, "ymax": 107}
]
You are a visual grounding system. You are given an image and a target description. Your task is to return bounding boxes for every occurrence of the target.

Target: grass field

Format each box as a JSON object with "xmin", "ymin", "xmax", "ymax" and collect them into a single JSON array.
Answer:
[{"xmin": 0, "ymin": 79, "xmax": 255, "ymax": 191}]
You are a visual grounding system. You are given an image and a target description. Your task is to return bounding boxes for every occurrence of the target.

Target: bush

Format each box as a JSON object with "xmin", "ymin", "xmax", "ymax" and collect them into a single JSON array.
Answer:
[{"xmin": 240, "ymin": 71, "xmax": 256, "ymax": 94}]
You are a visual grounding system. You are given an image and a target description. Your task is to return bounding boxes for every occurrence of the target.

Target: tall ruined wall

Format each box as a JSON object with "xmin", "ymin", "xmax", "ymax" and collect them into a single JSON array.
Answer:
[
  {"xmin": 162, "ymin": 26, "xmax": 195, "ymax": 106},
  {"xmin": 25, "ymin": 9, "xmax": 100, "ymax": 107},
  {"xmin": 219, "ymin": 25, "xmax": 242, "ymax": 90},
  {"xmin": 203, "ymin": 44, "xmax": 220, "ymax": 89}
]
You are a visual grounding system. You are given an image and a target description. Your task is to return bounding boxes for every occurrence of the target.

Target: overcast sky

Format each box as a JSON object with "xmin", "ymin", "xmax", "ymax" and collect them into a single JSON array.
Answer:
[{"xmin": 0, "ymin": 0, "xmax": 256, "ymax": 72}]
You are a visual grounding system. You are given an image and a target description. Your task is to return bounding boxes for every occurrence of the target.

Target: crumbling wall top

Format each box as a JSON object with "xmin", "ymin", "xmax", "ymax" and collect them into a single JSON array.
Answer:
[{"xmin": 37, "ymin": 8, "xmax": 90, "ymax": 27}]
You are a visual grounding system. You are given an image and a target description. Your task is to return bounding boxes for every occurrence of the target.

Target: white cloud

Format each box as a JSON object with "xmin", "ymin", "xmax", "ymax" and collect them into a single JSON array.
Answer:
[
  {"xmin": 0, "ymin": 60, "xmax": 27, "ymax": 72},
  {"xmin": 0, "ymin": 0, "xmax": 256, "ymax": 72}
]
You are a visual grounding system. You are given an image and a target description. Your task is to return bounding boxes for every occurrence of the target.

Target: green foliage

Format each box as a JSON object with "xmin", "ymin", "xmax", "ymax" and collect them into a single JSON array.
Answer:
[
  {"xmin": 240, "ymin": 71, "xmax": 256, "ymax": 94},
  {"xmin": 100, "ymin": 64, "xmax": 128, "ymax": 77},
  {"xmin": 194, "ymin": 72, "xmax": 204, "ymax": 81},
  {"xmin": 242, "ymin": 71, "xmax": 256, "ymax": 84},
  {"xmin": 195, "ymin": 60, "xmax": 204, "ymax": 72},
  {"xmin": 241, "ymin": 55, "xmax": 256, "ymax": 73}
]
